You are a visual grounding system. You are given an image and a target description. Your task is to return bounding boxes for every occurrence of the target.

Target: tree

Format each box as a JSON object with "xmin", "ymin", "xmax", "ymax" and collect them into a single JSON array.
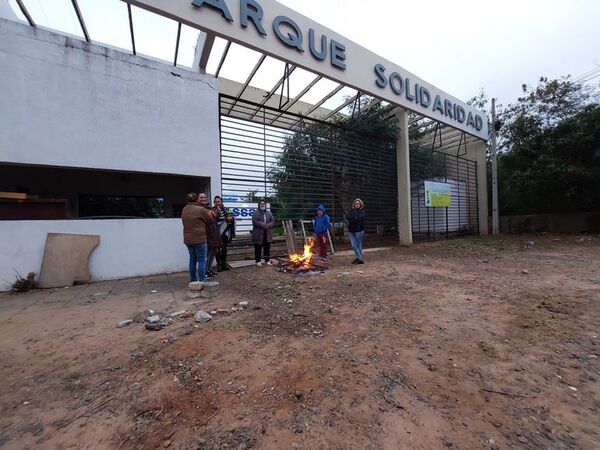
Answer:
[
  {"xmin": 269, "ymin": 97, "xmax": 398, "ymax": 226},
  {"xmin": 495, "ymin": 77, "xmax": 600, "ymax": 214}
]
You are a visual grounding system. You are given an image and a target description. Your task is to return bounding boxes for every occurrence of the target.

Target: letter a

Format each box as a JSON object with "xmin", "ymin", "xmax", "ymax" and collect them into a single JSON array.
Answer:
[{"xmin": 192, "ymin": 0, "xmax": 234, "ymax": 22}]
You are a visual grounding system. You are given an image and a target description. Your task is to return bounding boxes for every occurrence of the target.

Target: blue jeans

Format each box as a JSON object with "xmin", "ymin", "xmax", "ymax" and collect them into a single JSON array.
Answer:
[
  {"xmin": 349, "ymin": 230, "xmax": 365, "ymax": 261},
  {"xmin": 186, "ymin": 243, "xmax": 207, "ymax": 282}
]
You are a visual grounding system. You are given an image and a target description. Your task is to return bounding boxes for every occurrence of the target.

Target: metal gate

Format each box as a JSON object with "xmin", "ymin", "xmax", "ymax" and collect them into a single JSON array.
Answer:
[
  {"xmin": 219, "ymin": 95, "xmax": 478, "ymax": 248},
  {"xmin": 219, "ymin": 95, "xmax": 398, "ymax": 237},
  {"xmin": 409, "ymin": 148, "xmax": 479, "ymax": 241}
]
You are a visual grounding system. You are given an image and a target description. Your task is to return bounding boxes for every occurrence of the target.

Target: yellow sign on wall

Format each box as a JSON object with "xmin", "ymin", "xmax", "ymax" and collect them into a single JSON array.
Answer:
[{"xmin": 425, "ymin": 181, "xmax": 452, "ymax": 208}]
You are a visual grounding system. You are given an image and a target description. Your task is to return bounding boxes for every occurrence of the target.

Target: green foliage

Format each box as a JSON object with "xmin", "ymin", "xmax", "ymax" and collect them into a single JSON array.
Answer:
[
  {"xmin": 270, "ymin": 98, "xmax": 397, "ymax": 222},
  {"xmin": 241, "ymin": 190, "xmax": 269, "ymax": 203},
  {"xmin": 496, "ymin": 77, "xmax": 600, "ymax": 214}
]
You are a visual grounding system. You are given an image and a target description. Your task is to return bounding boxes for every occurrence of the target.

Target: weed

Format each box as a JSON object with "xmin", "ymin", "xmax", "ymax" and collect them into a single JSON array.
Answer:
[{"xmin": 11, "ymin": 272, "xmax": 38, "ymax": 293}]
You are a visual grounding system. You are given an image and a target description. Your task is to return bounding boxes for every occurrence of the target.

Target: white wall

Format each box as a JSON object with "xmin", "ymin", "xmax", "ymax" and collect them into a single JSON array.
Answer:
[
  {"xmin": 0, "ymin": 20, "xmax": 224, "ymax": 289},
  {"xmin": 0, "ymin": 219, "xmax": 190, "ymax": 288},
  {"xmin": 0, "ymin": 18, "xmax": 221, "ymax": 196},
  {"xmin": 0, "ymin": 1, "xmax": 17, "ymax": 20}
]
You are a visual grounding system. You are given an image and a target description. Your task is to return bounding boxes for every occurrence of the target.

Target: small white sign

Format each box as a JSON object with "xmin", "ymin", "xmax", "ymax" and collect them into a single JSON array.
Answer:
[{"xmin": 424, "ymin": 181, "xmax": 452, "ymax": 208}]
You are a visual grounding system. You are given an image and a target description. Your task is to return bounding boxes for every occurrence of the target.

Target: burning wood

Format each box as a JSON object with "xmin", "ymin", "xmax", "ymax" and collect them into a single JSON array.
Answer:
[
  {"xmin": 278, "ymin": 239, "xmax": 328, "ymax": 273},
  {"xmin": 289, "ymin": 239, "xmax": 315, "ymax": 267}
]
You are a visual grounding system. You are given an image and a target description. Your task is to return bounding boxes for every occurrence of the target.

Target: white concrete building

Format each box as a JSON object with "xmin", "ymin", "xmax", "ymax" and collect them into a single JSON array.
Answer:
[{"xmin": 0, "ymin": 17, "xmax": 221, "ymax": 286}]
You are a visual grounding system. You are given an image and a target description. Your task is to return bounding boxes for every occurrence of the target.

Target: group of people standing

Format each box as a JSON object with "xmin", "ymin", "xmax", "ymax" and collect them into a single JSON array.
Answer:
[
  {"xmin": 250, "ymin": 197, "xmax": 365, "ymax": 265},
  {"xmin": 182, "ymin": 194, "xmax": 368, "ymax": 282},
  {"xmin": 181, "ymin": 192, "xmax": 234, "ymax": 283}
]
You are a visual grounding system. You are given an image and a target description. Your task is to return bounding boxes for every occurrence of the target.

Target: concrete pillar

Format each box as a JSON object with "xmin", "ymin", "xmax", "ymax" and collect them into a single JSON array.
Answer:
[
  {"xmin": 465, "ymin": 139, "xmax": 489, "ymax": 235},
  {"xmin": 192, "ymin": 32, "xmax": 214, "ymax": 74},
  {"xmin": 396, "ymin": 109, "xmax": 413, "ymax": 245}
]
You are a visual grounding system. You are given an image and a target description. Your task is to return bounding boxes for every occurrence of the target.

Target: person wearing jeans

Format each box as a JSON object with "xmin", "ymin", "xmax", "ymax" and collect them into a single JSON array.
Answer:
[
  {"xmin": 251, "ymin": 199, "xmax": 275, "ymax": 267},
  {"xmin": 186, "ymin": 243, "xmax": 207, "ymax": 282},
  {"xmin": 181, "ymin": 192, "xmax": 214, "ymax": 282},
  {"xmin": 345, "ymin": 198, "xmax": 366, "ymax": 264}
]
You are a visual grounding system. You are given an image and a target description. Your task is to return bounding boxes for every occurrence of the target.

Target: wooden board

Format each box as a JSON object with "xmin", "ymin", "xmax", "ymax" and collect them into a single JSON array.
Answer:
[{"xmin": 0, "ymin": 192, "xmax": 28, "ymax": 200}]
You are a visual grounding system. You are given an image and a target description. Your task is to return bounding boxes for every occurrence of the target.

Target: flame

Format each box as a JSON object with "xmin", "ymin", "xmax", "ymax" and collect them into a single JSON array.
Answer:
[{"xmin": 289, "ymin": 239, "xmax": 315, "ymax": 266}]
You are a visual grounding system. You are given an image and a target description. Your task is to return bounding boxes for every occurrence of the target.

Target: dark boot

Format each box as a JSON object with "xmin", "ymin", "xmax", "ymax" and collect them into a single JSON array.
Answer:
[{"xmin": 221, "ymin": 244, "xmax": 230, "ymax": 270}]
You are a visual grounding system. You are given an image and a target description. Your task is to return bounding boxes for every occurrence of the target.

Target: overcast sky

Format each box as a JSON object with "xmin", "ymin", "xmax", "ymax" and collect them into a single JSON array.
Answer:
[
  {"xmin": 277, "ymin": 0, "xmax": 600, "ymax": 107},
  {"xmin": 7, "ymin": 0, "xmax": 600, "ymax": 110}
]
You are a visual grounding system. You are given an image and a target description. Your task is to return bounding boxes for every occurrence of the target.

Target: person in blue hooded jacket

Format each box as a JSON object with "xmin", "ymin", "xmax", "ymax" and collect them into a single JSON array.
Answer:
[{"xmin": 312, "ymin": 204, "xmax": 331, "ymax": 258}]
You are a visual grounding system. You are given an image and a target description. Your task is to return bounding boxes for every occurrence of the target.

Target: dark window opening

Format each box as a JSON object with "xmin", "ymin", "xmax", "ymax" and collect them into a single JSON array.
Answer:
[
  {"xmin": 78, "ymin": 195, "xmax": 166, "ymax": 219},
  {"xmin": 0, "ymin": 164, "xmax": 210, "ymax": 220}
]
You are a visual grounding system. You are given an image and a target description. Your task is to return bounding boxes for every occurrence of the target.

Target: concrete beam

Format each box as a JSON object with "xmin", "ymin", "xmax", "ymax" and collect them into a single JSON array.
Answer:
[
  {"xmin": 218, "ymin": 77, "xmax": 332, "ymax": 123},
  {"xmin": 396, "ymin": 109, "xmax": 413, "ymax": 246}
]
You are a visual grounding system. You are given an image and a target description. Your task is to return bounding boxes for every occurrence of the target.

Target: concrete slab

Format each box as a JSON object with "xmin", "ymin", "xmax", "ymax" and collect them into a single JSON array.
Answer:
[
  {"xmin": 229, "ymin": 260, "xmax": 260, "ymax": 269},
  {"xmin": 332, "ymin": 247, "xmax": 393, "ymax": 257},
  {"xmin": 38, "ymin": 233, "xmax": 100, "ymax": 288}
]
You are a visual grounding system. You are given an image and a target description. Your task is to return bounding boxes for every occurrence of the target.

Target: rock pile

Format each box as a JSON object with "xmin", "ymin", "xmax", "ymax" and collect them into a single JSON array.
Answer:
[
  {"xmin": 200, "ymin": 281, "xmax": 220, "ymax": 299},
  {"xmin": 186, "ymin": 281, "xmax": 204, "ymax": 300},
  {"xmin": 117, "ymin": 300, "xmax": 251, "ymax": 332},
  {"xmin": 186, "ymin": 281, "xmax": 220, "ymax": 301}
]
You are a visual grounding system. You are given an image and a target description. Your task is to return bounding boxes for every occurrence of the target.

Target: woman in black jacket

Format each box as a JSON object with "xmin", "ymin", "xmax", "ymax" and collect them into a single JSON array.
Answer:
[
  {"xmin": 198, "ymin": 193, "xmax": 221, "ymax": 278},
  {"xmin": 344, "ymin": 198, "xmax": 366, "ymax": 264}
]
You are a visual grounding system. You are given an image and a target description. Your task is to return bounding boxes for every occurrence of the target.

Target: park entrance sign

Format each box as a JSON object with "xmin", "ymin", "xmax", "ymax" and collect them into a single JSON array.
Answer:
[{"xmin": 124, "ymin": 0, "xmax": 489, "ymax": 140}]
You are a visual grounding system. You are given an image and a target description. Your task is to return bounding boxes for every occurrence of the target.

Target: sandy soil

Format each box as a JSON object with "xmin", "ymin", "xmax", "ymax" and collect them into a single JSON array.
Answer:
[{"xmin": 1, "ymin": 235, "xmax": 599, "ymax": 450}]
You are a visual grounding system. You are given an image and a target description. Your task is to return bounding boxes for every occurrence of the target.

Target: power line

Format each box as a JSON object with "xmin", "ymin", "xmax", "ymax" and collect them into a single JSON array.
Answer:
[
  {"xmin": 574, "ymin": 66, "xmax": 600, "ymax": 83},
  {"xmin": 581, "ymin": 72, "xmax": 600, "ymax": 83},
  {"xmin": 574, "ymin": 67, "xmax": 598, "ymax": 81}
]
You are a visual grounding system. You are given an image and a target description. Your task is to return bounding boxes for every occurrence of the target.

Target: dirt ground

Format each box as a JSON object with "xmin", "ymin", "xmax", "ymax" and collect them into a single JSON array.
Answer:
[{"xmin": 1, "ymin": 235, "xmax": 599, "ymax": 450}]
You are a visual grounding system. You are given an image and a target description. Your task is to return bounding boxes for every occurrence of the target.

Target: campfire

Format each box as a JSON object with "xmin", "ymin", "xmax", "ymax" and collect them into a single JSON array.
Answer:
[{"xmin": 279, "ymin": 239, "xmax": 328, "ymax": 273}]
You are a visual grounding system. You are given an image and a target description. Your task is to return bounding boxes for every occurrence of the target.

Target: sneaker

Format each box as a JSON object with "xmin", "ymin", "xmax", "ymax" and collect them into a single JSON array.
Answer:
[
  {"xmin": 265, "ymin": 261, "xmax": 273, "ymax": 266},
  {"xmin": 356, "ymin": 260, "xmax": 364, "ymax": 265},
  {"xmin": 351, "ymin": 259, "xmax": 358, "ymax": 264},
  {"xmin": 221, "ymin": 264, "xmax": 231, "ymax": 271},
  {"xmin": 256, "ymin": 262, "xmax": 262, "ymax": 267}
]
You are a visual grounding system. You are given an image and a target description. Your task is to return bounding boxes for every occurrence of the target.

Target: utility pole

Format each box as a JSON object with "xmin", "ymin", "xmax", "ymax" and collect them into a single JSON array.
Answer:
[{"xmin": 491, "ymin": 98, "xmax": 499, "ymax": 235}]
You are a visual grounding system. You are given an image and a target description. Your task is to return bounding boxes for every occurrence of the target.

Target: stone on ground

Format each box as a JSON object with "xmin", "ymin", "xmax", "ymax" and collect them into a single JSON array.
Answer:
[
  {"xmin": 188, "ymin": 282, "xmax": 204, "ymax": 291},
  {"xmin": 195, "ymin": 311, "xmax": 212, "ymax": 323},
  {"xmin": 186, "ymin": 291, "xmax": 203, "ymax": 300},
  {"xmin": 133, "ymin": 309, "xmax": 155, "ymax": 323}
]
